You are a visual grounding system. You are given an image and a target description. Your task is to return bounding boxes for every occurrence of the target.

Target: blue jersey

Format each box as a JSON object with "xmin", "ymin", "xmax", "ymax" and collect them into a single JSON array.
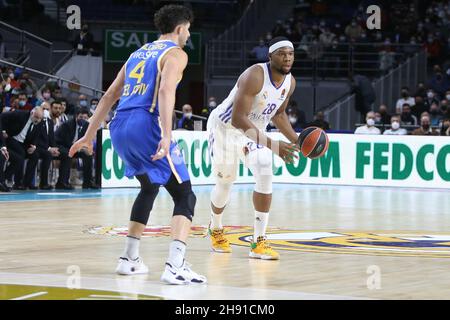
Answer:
[{"xmin": 116, "ymin": 40, "xmax": 179, "ymax": 116}]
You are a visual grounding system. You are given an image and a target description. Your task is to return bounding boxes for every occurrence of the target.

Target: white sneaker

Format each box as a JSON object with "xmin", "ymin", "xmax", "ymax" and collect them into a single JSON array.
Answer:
[
  {"xmin": 115, "ymin": 257, "xmax": 149, "ymax": 275},
  {"xmin": 161, "ymin": 260, "xmax": 207, "ymax": 285}
]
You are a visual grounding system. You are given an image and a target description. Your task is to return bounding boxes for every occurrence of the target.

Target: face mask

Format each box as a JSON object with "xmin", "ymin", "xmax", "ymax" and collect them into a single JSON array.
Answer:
[
  {"xmin": 18, "ymin": 101, "xmax": 26, "ymax": 107},
  {"xmin": 9, "ymin": 73, "xmax": 14, "ymax": 79},
  {"xmin": 43, "ymin": 92, "xmax": 51, "ymax": 99},
  {"xmin": 209, "ymin": 102, "xmax": 217, "ymax": 109},
  {"xmin": 367, "ymin": 118, "xmax": 375, "ymax": 126},
  {"xmin": 446, "ymin": 95, "xmax": 450, "ymax": 100},
  {"xmin": 185, "ymin": 112, "xmax": 192, "ymax": 119},
  {"xmin": 402, "ymin": 92, "xmax": 408, "ymax": 98},
  {"xmin": 79, "ymin": 100, "xmax": 87, "ymax": 107},
  {"xmin": 422, "ymin": 124, "xmax": 430, "ymax": 130},
  {"xmin": 77, "ymin": 119, "xmax": 86, "ymax": 126},
  {"xmin": 375, "ymin": 117, "xmax": 381, "ymax": 123},
  {"xmin": 430, "ymin": 109, "xmax": 438, "ymax": 115},
  {"xmin": 391, "ymin": 121, "xmax": 400, "ymax": 130},
  {"xmin": 289, "ymin": 116, "xmax": 297, "ymax": 124},
  {"xmin": 43, "ymin": 110, "xmax": 50, "ymax": 119},
  {"xmin": 427, "ymin": 92, "xmax": 434, "ymax": 99},
  {"xmin": 90, "ymin": 104, "xmax": 97, "ymax": 110}
]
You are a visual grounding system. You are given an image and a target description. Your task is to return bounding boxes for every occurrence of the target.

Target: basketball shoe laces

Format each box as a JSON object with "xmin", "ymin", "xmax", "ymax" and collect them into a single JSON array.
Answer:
[{"xmin": 211, "ymin": 229, "xmax": 228, "ymax": 244}]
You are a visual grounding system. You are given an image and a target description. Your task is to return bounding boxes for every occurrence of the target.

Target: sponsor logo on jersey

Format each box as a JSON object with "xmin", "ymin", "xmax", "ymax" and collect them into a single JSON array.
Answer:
[
  {"xmin": 87, "ymin": 226, "xmax": 450, "ymax": 258},
  {"xmin": 262, "ymin": 91, "xmax": 268, "ymax": 100}
]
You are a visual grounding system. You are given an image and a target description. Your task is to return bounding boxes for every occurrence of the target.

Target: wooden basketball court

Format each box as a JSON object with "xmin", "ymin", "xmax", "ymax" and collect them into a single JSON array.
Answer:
[{"xmin": 1, "ymin": 184, "xmax": 450, "ymax": 300}]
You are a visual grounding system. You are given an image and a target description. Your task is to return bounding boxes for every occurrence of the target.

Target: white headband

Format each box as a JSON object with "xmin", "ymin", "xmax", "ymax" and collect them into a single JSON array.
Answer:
[{"xmin": 269, "ymin": 40, "xmax": 294, "ymax": 53}]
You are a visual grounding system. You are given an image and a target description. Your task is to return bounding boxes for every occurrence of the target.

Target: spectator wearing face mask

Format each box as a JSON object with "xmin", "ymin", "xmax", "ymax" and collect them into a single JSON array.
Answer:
[
  {"xmin": 396, "ymin": 87, "xmax": 415, "ymax": 113},
  {"xmin": 55, "ymin": 108, "xmax": 98, "ymax": 190},
  {"xmin": 77, "ymin": 94, "xmax": 89, "ymax": 110},
  {"xmin": 24, "ymin": 103, "xmax": 60, "ymax": 190},
  {"xmin": 383, "ymin": 115, "xmax": 407, "ymax": 135},
  {"xmin": 412, "ymin": 114, "xmax": 439, "ymax": 136},
  {"xmin": 286, "ymin": 107, "xmax": 302, "ymax": 131},
  {"xmin": 90, "ymin": 98, "xmax": 99, "ymax": 115},
  {"xmin": 0, "ymin": 107, "xmax": 44, "ymax": 190},
  {"xmin": 440, "ymin": 118, "xmax": 450, "ymax": 136},
  {"xmin": 354, "ymin": 111, "xmax": 381, "ymax": 135},
  {"xmin": 424, "ymin": 89, "xmax": 440, "ymax": 111},
  {"xmin": 17, "ymin": 92, "xmax": 33, "ymax": 111},
  {"xmin": 429, "ymin": 102, "xmax": 443, "ymax": 126},
  {"xmin": 177, "ymin": 104, "xmax": 195, "ymax": 131},
  {"xmin": 400, "ymin": 104, "xmax": 418, "ymax": 127},
  {"xmin": 208, "ymin": 96, "xmax": 217, "ymax": 112}
]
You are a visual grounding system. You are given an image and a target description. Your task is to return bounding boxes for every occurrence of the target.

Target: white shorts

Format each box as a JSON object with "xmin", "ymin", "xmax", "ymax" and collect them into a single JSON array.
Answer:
[{"xmin": 207, "ymin": 111, "xmax": 273, "ymax": 184}]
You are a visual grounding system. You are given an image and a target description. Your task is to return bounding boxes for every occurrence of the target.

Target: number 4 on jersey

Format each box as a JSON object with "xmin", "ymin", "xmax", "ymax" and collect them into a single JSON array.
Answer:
[{"xmin": 129, "ymin": 60, "xmax": 146, "ymax": 84}]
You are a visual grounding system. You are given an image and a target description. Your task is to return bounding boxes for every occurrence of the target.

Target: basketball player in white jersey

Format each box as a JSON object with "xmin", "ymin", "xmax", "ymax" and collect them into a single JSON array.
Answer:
[{"xmin": 206, "ymin": 37, "xmax": 300, "ymax": 260}]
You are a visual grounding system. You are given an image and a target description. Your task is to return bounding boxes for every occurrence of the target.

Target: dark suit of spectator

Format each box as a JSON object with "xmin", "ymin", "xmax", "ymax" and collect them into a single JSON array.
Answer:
[
  {"xmin": 55, "ymin": 118, "xmax": 94, "ymax": 188},
  {"xmin": 24, "ymin": 117, "xmax": 57, "ymax": 188},
  {"xmin": 0, "ymin": 111, "xmax": 40, "ymax": 188}
]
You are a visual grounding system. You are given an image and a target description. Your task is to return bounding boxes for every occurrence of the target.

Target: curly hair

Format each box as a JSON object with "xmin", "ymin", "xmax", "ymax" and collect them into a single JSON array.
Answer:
[{"xmin": 154, "ymin": 5, "xmax": 194, "ymax": 34}]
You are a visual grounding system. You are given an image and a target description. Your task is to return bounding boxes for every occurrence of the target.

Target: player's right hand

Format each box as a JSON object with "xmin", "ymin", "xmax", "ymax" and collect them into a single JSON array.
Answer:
[
  {"xmin": 69, "ymin": 136, "xmax": 93, "ymax": 157},
  {"xmin": 152, "ymin": 137, "xmax": 171, "ymax": 161},
  {"xmin": 275, "ymin": 141, "xmax": 300, "ymax": 164}
]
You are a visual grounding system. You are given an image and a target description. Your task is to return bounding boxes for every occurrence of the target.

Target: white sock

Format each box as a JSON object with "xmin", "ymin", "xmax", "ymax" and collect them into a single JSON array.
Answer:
[
  {"xmin": 123, "ymin": 235, "xmax": 140, "ymax": 260},
  {"xmin": 254, "ymin": 211, "xmax": 269, "ymax": 242},
  {"xmin": 210, "ymin": 211, "xmax": 223, "ymax": 229},
  {"xmin": 168, "ymin": 240, "xmax": 186, "ymax": 268}
]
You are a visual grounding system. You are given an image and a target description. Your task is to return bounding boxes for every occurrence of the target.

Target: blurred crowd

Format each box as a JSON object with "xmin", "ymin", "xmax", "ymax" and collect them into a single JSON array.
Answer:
[
  {"xmin": 249, "ymin": 0, "xmax": 450, "ymax": 73},
  {"xmin": 0, "ymin": 66, "xmax": 103, "ymax": 192}
]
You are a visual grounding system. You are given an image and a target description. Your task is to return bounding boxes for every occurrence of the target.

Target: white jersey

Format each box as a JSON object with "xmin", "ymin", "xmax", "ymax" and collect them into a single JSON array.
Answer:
[{"xmin": 211, "ymin": 63, "xmax": 292, "ymax": 131}]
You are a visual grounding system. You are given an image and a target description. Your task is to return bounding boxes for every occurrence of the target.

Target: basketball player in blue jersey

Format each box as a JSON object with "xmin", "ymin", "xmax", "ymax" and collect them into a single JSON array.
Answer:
[
  {"xmin": 69, "ymin": 5, "xmax": 206, "ymax": 285},
  {"xmin": 207, "ymin": 37, "xmax": 300, "ymax": 260}
]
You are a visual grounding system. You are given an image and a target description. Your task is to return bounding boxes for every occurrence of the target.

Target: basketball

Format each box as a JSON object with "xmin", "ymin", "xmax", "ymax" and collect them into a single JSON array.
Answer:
[{"xmin": 297, "ymin": 127, "xmax": 329, "ymax": 159}]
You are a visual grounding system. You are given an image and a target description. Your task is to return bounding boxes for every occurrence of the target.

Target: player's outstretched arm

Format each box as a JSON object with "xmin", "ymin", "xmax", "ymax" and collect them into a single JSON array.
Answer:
[
  {"xmin": 69, "ymin": 65, "xmax": 125, "ymax": 157},
  {"xmin": 271, "ymin": 77, "xmax": 298, "ymax": 143},
  {"xmin": 151, "ymin": 49, "xmax": 188, "ymax": 161}
]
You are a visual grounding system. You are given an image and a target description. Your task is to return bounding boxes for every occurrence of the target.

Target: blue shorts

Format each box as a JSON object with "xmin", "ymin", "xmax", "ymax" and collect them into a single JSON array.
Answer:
[{"xmin": 109, "ymin": 108, "xmax": 190, "ymax": 185}]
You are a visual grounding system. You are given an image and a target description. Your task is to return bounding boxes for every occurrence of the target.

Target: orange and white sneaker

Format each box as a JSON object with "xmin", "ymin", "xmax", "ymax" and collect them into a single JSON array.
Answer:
[
  {"xmin": 249, "ymin": 236, "xmax": 280, "ymax": 260},
  {"xmin": 208, "ymin": 227, "xmax": 232, "ymax": 253}
]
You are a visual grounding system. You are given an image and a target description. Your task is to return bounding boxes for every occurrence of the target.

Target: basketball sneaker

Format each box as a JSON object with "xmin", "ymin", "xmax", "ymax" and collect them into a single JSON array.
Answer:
[
  {"xmin": 115, "ymin": 257, "xmax": 149, "ymax": 275},
  {"xmin": 161, "ymin": 260, "xmax": 207, "ymax": 285},
  {"xmin": 208, "ymin": 227, "xmax": 232, "ymax": 253},
  {"xmin": 249, "ymin": 236, "xmax": 280, "ymax": 260}
]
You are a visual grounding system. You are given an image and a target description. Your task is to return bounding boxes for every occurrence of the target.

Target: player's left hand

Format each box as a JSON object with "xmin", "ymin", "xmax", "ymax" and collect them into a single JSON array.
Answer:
[
  {"xmin": 152, "ymin": 137, "xmax": 171, "ymax": 161},
  {"xmin": 69, "ymin": 136, "xmax": 93, "ymax": 157}
]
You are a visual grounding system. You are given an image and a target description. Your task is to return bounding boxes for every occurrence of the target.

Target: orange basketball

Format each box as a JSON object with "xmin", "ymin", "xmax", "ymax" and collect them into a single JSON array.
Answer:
[{"xmin": 297, "ymin": 127, "xmax": 329, "ymax": 159}]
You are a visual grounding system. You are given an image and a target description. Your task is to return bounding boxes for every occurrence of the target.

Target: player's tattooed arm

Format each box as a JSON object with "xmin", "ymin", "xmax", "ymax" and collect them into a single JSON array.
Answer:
[
  {"xmin": 271, "ymin": 76, "xmax": 298, "ymax": 144},
  {"xmin": 231, "ymin": 65, "xmax": 275, "ymax": 149}
]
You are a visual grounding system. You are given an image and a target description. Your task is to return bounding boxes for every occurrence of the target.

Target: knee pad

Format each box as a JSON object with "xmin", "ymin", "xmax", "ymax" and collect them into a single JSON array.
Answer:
[
  {"xmin": 130, "ymin": 185, "xmax": 159, "ymax": 225},
  {"xmin": 210, "ymin": 181, "xmax": 233, "ymax": 209},
  {"xmin": 246, "ymin": 147, "xmax": 273, "ymax": 194},
  {"xmin": 173, "ymin": 190, "xmax": 196, "ymax": 222}
]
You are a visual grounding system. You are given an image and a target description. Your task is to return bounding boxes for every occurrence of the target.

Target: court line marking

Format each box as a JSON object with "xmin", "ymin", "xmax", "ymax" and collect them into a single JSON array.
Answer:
[
  {"xmin": 0, "ymin": 272, "xmax": 371, "ymax": 300},
  {"xmin": 10, "ymin": 291, "xmax": 48, "ymax": 300}
]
